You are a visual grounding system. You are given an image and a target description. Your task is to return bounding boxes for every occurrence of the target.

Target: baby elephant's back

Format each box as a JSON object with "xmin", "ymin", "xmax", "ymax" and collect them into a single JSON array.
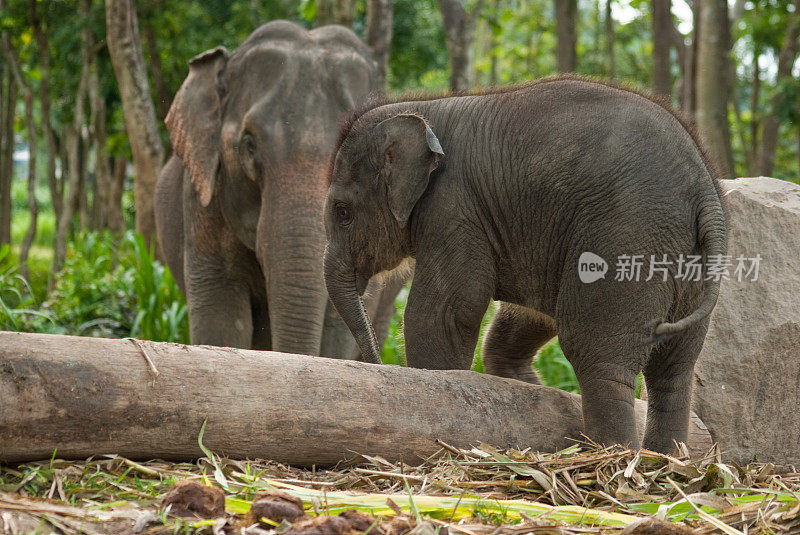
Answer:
[{"xmin": 503, "ymin": 79, "xmax": 718, "ymax": 261}]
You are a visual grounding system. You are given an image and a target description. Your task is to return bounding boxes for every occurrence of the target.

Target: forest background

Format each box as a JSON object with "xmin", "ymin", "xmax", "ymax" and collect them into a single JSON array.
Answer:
[{"xmin": 0, "ymin": 0, "xmax": 797, "ymax": 387}]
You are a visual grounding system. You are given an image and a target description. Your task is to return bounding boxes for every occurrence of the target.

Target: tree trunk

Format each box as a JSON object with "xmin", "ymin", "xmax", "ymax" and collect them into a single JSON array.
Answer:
[
  {"xmin": 365, "ymin": 0, "xmax": 393, "ymax": 87},
  {"xmin": 89, "ymin": 64, "xmax": 111, "ymax": 230},
  {"xmin": 2, "ymin": 33, "xmax": 37, "ymax": 280},
  {"xmin": 731, "ymin": 77, "xmax": 750, "ymax": 176},
  {"xmin": 652, "ymin": 0, "xmax": 672, "ymax": 96},
  {"xmin": 54, "ymin": 0, "xmax": 92, "ymax": 273},
  {"xmin": 142, "ymin": 22, "xmax": 171, "ymax": 121},
  {"xmin": 488, "ymin": 0, "xmax": 500, "ymax": 85},
  {"xmin": 108, "ymin": 156, "xmax": 127, "ymax": 233},
  {"xmin": 0, "ymin": 332, "xmax": 713, "ymax": 464},
  {"xmin": 332, "ymin": 0, "xmax": 355, "ymax": 27},
  {"xmin": 672, "ymin": 22, "xmax": 687, "ymax": 109},
  {"xmin": 316, "ymin": 0, "xmax": 355, "ymax": 27},
  {"xmin": 748, "ymin": 44, "xmax": 761, "ymax": 176},
  {"xmin": 554, "ymin": 0, "xmax": 578, "ymax": 72},
  {"xmin": 695, "ymin": 0, "xmax": 734, "ymax": 177},
  {"xmin": 681, "ymin": 1, "xmax": 700, "ymax": 117},
  {"xmin": 438, "ymin": 0, "xmax": 485, "ymax": 92},
  {"xmin": 78, "ymin": 127, "xmax": 89, "ymax": 229},
  {"xmin": 605, "ymin": 0, "xmax": 615, "ymax": 78},
  {"xmin": 30, "ymin": 0, "xmax": 61, "ymax": 245},
  {"xmin": 18, "ymin": 92, "xmax": 37, "ymax": 280},
  {"xmin": 0, "ymin": 48, "xmax": 15, "ymax": 247},
  {"xmin": 106, "ymin": 0, "xmax": 163, "ymax": 246},
  {"xmin": 756, "ymin": 1, "xmax": 800, "ymax": 177}
]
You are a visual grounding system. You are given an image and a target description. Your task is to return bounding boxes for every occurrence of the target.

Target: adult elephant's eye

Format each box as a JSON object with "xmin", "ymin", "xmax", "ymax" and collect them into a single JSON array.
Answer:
[
  {"xmin": 241, "ymin": 133, "xmax": 256, "ymax": 157},
  {"xmin": 335, "ymin": 203, "xmax": 352, "ymax": 225}
]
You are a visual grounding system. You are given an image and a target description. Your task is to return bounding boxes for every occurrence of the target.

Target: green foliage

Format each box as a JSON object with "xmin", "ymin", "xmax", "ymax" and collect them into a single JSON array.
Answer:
[
  {"xmin": 534, "ymin": 339, "xmax": 579, "ymax": 393},
  {"xmin": 381, "ymin": 285, "xmax": 408, "ymax": 365},
  {"xmin": 46, "ymin": 231, "xmax": 134, "ymax": 337},
  {"xmin": 122, "ymin": 232, "xmax": 189, "ymax": 343},
  {"xmin": 2, "ymin": 231, "xmax": 188, "ymax": 344},
  {"xmin": 388, "ymin": 0, "xmax": 449, "ymax": 91},
  {"xmin": 0, "ymin": 245, "xmax": 51, "ymax": 330}
]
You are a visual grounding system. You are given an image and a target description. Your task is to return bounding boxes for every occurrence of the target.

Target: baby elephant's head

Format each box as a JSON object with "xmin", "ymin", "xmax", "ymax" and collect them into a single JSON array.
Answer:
[{"xmin": 323, "ymin": 111, "xmax": 443, "ymax": 363}]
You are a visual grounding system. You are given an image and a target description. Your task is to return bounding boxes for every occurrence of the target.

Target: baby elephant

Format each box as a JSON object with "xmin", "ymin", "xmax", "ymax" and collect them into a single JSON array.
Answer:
[{"xmin": 323, "ymin": 77, "xmax": 727, "ymax": 453}]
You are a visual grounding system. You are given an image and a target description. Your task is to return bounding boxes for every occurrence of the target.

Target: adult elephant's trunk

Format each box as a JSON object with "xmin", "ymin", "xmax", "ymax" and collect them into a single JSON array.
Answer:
[
  {"xmin": 259, "ymin": 206, "xmax": 328, "ymax": 356},
  {"xmin": 323, "ymin": 247, "xmax": 382, "ymax": 364}
]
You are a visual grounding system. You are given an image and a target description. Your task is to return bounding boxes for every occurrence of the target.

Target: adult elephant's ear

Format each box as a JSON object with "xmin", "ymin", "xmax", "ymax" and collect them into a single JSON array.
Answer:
[
  {"xmin": 377, "ymin": 114, "xmax": 444, "ymax": 228},
  {"xmin": 165, "ymin": 46, "xmax": 229, "ymax": 207}
]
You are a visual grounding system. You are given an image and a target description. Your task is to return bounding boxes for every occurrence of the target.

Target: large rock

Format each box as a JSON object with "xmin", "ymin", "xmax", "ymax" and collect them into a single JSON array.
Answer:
[{"xmin": 694, "ymin": 177, "xmax": 800, "ymax": 466}]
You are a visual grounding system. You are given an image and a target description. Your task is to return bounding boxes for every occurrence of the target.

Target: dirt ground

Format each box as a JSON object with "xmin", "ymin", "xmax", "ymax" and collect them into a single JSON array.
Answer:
[{"xmin": 1, "ymin": 442, "xmax": 798, "ymax": 535}]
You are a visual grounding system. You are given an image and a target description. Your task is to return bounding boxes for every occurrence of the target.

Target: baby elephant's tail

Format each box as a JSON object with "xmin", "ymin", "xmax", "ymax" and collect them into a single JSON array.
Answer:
[{"xmin": 646, "ymin": 195, "xmax": 727, "ymax": 344}]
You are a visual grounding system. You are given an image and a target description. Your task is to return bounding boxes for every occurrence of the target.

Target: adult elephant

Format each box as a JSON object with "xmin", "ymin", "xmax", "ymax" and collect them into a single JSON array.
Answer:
[{"xmin": 155, "ymin": 20, "xmax": 402, "ymax": 359}]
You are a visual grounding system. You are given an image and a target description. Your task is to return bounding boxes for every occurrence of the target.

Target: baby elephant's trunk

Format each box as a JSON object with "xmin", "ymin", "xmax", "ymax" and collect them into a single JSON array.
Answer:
[{"xmin": 323, "ymin": 246, "xmax": 383, "ymax": 364}]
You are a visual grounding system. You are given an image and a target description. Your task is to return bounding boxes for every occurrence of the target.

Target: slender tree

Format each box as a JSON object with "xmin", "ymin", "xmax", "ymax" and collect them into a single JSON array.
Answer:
[
  {"xmin": 671, "ymin": 16, "xmax": 688, "ymax": 107},
  {"xmin": 749, "ymin": 43, "xmax": 762, "ymax": 175},
  {"xmin": 757, "ymin": 0, "xmax": 800, "ymax": 177},
  {"xmin": 696, "ymin": 0, "xmax": 734, "ymax": 177},
  {"xmin": 438, "ymin": 0, "xmax": 486, "ymax": 91},
  {"xmin": 316, "ymin": 0, "xmax": 355, "ymax": 27},
  {"xmin": 652, "ymin": 0, "xmax": 672, "ymax": 96},
  {"xmin": 142, "ymin": 22, "xmax": 172, "ymax": 121},
  {"xmin": 365, "ymin": 0, "xmax": 393, "ymax": 87},
  {"xmin": 0, "ymin": 40, "xmax": 15, "ymax": 247},
  {"xmin": 108, "ymin": 156, "xmax": 127, "ymax": 233},
  {"xmin": 30, "ymin": 0, "xmax": 61, "ymax": 244},
  {"xmin": 554, "ymin": 0, "xmax": 578, "ymax": 72},
  {"xmin": 2, "ymin": 32, "xmax": 37, "ymax": 280},
  {"xmin": 89, "ymin": 57, "xmax": 112, "ymax": 230},
  {"xmin": 605, "ymin": 0, "xmax": 615, "ymax": 78},
  {"xmin": 106, "ymin": 0, "xmax": 163, "ymax": 247},
  {"xmin": 54, "ymin": 0, "xmax": 92, "ymax": 273},
  {"xmin": 679, "ymin": 1, "xmax": 701, "ymax": 117}
]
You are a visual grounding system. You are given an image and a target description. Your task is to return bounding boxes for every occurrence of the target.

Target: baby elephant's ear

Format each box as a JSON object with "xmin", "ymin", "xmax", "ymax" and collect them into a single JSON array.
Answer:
[
  {"xmin": 377, "ymin": 114, "xmax": 444, "ymax": 228},
  {"xmin": 165, "ymin": 46, "xmax": 229, "ymax": 207}
]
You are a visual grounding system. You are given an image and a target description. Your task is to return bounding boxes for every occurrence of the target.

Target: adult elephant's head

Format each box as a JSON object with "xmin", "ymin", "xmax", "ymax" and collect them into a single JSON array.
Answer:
[{"xmin": 166, "ymin": 21, "xmax": 379, "ymax": 355}]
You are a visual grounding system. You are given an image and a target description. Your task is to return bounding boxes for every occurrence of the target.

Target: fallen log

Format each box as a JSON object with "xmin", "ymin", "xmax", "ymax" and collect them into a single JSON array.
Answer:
[{"xmin": 0, "ymin": 331, "xmax": 712, "ymax": 464}]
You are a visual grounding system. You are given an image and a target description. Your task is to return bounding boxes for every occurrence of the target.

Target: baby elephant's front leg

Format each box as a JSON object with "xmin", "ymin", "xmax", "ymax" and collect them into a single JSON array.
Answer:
[{"xmin": 402, "ymin": 264, "xmax": 492, "ymax": 371}]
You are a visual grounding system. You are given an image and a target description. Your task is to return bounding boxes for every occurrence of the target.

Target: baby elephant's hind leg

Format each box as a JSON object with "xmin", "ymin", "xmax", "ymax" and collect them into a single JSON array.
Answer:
[
  {"xmin": 482, "ymin": 303, "xmax": 557, "ymax": 384},
  {"xmin": 642, "ymin": 319, "xmax": 709, "ymax": 454}
]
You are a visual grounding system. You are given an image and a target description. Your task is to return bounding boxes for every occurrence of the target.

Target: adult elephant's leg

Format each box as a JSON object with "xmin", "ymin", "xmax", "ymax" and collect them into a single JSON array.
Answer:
[
  {"xmin": 642, "ymin": 319, "xmax": 708, "ymax": 453},
  {"xmin": 185, "ymin": 268, "xmax": 253, "ymax": 349},
  {"xmin": 482, "ymin": 303, "xmax": 556, "ymax": 384},
  {"xmin": 183, "ymin": 182, "xmax": 259, "ymax": 349}
]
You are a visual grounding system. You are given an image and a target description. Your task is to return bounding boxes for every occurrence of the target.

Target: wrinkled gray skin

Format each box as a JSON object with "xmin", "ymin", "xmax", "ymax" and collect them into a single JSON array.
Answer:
[
  {"xmin": 324, "ymin": 78, "xmax": 728, "ymax": 452},
  {"xmin": 155, "ymin": 21, "xmax": 403, "ymax": 358}
]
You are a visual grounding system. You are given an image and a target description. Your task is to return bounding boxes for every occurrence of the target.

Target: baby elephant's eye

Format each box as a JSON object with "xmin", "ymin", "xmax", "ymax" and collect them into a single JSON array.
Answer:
[{"xmin": 335, "ymin": 203, "xmax": 352, "ymax": 225}]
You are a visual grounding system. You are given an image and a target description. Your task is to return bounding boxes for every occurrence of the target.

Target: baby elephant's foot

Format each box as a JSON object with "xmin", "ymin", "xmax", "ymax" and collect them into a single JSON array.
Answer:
[{"xmin": 484, "ymin": 356, "xmax": 541, "ymax": 384}]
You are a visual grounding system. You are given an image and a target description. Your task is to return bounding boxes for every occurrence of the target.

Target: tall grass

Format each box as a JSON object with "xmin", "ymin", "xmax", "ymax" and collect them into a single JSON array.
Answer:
[
  {"xmin": 0, "ymin": 231, "xmax": 189, "ymax": 344},
  {"xmin": 0, "ymin": 245, "xmax": 52, "ymax": 330},
  {"xmin": 122, "ymin": 232, "xmax": 189, "ymax": 343}
]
